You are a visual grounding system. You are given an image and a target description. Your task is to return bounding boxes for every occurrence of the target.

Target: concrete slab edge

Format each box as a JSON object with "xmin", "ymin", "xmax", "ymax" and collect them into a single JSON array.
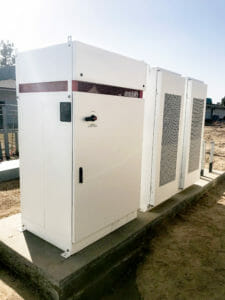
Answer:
[
  {"xmin": 0, "ymin": 161, "xmax": 19, "ymax": 182},
  {"xmin": 0, "ymin": 242, "xmax": 60, "ymax": 300}
]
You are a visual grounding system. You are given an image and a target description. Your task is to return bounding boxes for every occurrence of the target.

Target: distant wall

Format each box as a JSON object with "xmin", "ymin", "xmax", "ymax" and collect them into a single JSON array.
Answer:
[
  {"xmin": 0, "ymin": 66, "xmax": 17, "ymax": 129},
  {"xmin": 0, "ymin": 90, "xmax": 16, "ymax": 105},
  {"xmin": 0, "ymin": 90, "xmax": 17, "ymax": 129},
  {"xmin": 206, "ymin": 104, "xmax": 225, "ymax": 121},
  {"xmin": 213, "ymin": 108, "xmax": 225, "ymax": 119},
  {"xmin": 0, "ymin": 66, "xmax": 15, "ymax": 80},
  {"xmin": 205, "ymin": 107, "xmax": 212, "ymax": 120}
]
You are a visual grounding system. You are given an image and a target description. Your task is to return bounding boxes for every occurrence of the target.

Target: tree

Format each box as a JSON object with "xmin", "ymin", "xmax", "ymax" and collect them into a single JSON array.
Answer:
[
  {"xmin": 0, "ymin": 40, "xmax": 15, "ymax": 66},
  {"xmin": 221, "ymin": 97, "xmax": 225, "ymax": 107}
]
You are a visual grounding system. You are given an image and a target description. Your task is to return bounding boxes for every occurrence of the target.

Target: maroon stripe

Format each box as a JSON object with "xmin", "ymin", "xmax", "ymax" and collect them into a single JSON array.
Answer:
[
  {"xmin": 19, "ymin": 81, "xmax": 68, "ymax": 93},
  {"xmin": 139, "ymin": 90, "xmax": 143, "ymax": 98},
  {"xmin": 72, "ymin": 80, "xmax": 143, "ymax": 98},
  {"xmin": 19, "ymin": 80, "xmax": 143, "ymax": 98},
  {"xmin": 72, "ymin": 80, "xmax": 78, "ymax": 91}
]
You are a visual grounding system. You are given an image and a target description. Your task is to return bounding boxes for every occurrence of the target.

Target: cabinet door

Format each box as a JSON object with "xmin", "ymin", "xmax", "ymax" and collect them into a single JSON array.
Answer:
[{"xmin": 73, "ymin": 92, "xmax": 143, "ymax": 242}]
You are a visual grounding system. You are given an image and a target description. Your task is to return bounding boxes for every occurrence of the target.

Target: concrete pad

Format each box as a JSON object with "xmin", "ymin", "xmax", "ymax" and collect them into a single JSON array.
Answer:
[
  {"xmin": 0, "ymin": 170, "xmax": 224, "ymax": 300},
  {"xmin": 0, "ymin": 160, "xmax": 19, "ymax": 182}
]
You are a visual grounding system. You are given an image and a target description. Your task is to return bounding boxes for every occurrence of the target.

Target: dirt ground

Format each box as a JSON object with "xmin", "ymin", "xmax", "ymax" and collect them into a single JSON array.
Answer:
[
  {"xmin": 137, "ymin": 180, "xmax": 225, "ymax": 300},
  {"xmin": 0, "ymin": 180, "xmax": 20, "ymax": 219},
  {"xmin": 136, "ymin": 124, "xmax": 225, "ymax": 300},
  {"xmin": 204, "ymin": 124, "xmax": 225, "ymax": 171},
  {"xmin": 0, "ymin": 132, "xmax": 18, "ymax": 160},
  {"xmin": 0, "ymin": 125, "xmax": 225, "ymax": 300}
]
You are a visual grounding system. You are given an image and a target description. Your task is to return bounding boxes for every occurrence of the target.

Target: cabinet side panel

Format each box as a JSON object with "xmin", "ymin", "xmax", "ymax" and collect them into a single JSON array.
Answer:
[
  {"xmin": 153, "ymin": 70, "xmax": 185, "ymax": 206},
  {"xmin": 140, "ymin": 68, "xmax": 156, "ymax": 211},
  {"xmin": 160, "ymin": 93, "xmax": 181, "ymax": 186},
  {"xmin": 182, "ymin": 80, "xmax": 207, "ymax": 189},
  {"xmin": 188, "ymin": 98, "xmax": 205, "ymax": 173},
  {"xmin": 16, "ymin": 43, "xmax": 69, "ymax": 84},
  {"xmin": 43, "ymin": 93, "xmax": 72, "ymax": 249},
  {"xmin": 19, "ymin": 94, "xmax": 44, "ymax": 227},
  {"xmin": 19, "ymin": 93, "xmax": 72, "ymax": 251}
]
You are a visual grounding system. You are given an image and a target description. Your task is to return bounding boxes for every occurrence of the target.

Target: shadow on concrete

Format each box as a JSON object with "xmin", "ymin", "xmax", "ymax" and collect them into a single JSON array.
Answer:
[
  {"xmin": 0, "ymin": 263, "xmax": 41, "ymax": 300},
  {"xmin": 0, "ymin": 178, "xmax": 19, "ymax": 191},
  {"xmin": 200, "ymin": 176, "xmax": 213, "ymax": 182},
  {"xmin": 101, "ymin": 273, "xmax": 142, "ymax": 300}
]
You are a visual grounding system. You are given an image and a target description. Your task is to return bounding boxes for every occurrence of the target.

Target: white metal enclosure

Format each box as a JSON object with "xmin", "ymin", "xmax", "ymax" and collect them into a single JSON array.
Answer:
[
  {"xmin": 140, "ymin": 68, "xmax": 185, "ymax": 211},
  {"xmin": 16, "ymin": 40, "xmax": 147, "ymax": 257},
  {"xmin": 180, "ymin": 78, "xmax": 207, "ymax": 189},
  {"xmin": 140, "ymin": 66, "xmax": 156, "ymax": 211}
]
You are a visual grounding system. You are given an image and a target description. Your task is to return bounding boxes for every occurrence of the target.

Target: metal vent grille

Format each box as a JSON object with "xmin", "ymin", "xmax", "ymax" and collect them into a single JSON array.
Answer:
[
  {"xmin": 188, "ymin": 98, "xmax": 204, "ymax": 173},
  {"xmin": 160, "ymin": 93, "xmax": 181, "ymax": 186}
]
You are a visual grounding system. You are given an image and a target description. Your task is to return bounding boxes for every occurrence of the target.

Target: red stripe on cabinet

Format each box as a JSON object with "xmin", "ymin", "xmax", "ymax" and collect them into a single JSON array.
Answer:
[
  {"xmin": 19, "ymin": 81, "xmax": 68, "ymax": 93},
  {"xmin": 19, "ymin": 80, "xmax": 143, "ymax": 99}
]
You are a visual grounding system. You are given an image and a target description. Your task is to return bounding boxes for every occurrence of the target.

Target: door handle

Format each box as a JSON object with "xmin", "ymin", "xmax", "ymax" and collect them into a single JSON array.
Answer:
[
  {"xmin": 79, "ymin": 167, "xmax": 83, "ymax": 183},
  {"xmin": 84, "ymin": 115, "xmax": 97, "ymax": 122}
]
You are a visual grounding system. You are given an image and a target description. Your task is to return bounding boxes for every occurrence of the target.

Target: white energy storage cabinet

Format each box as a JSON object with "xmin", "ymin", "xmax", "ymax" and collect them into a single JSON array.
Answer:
[
  {"xmin": 180, "ymin": 78, "xmax": 207, "ymax": 189},
  {"xmin": 140, "ymin": 68, "xmax": 185, "ymax": 211},
  {"xmin": 16, "ymin": 40, "xmax": 147, "ymax": 257}
]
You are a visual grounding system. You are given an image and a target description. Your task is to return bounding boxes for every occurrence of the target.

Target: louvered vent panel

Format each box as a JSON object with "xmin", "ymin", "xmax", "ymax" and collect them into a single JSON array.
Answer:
[
  {"xmin": 160, "ymin": 93, "xmax": 181, "ymax": 186},
  {"xmin": 188, "ymin": 98, "xmax": 204, "ymax": 173}
]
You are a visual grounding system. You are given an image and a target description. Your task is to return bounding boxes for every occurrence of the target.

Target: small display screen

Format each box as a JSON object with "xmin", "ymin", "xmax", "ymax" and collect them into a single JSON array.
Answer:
[{"xmin": 60, "ymin": 102, "xmax": 71, "ymax": 122}]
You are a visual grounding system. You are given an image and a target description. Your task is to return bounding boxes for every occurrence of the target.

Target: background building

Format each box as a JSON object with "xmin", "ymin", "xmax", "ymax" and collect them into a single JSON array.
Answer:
[
  {"xmin": 0, "ymin": 66, "xmax": 17, "ymax": 129},
  {"xmin": 205, "ymin": 97, "xmax": 225, "ymax": 122}
]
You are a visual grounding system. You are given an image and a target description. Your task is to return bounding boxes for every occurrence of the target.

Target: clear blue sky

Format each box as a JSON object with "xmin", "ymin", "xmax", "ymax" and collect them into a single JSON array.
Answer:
[{"xmin": 1, "ymin": 0, "xmax": 224, "ymax": 102}]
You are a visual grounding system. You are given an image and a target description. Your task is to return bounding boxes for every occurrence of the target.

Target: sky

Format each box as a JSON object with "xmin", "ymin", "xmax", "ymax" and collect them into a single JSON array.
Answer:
[{"xmin": 0, "ymin": 0, "xmax": 224, "ymax": 102}]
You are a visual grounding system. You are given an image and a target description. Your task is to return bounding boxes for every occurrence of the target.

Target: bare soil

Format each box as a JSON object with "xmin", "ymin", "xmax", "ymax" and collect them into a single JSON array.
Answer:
[
  {"xmin": 136, "ymin": 125, "xmax": 225, "ymax": 300},
  {"xmin": 137, "ymin": 180, "xmax": 225, "ymax": 300},
  {"xmin": 0, "ymin": 132, "xmax": 18, "ymax": 159},
  {"xmin": 204, "ymin": 125, "xmax": 225, "ymax": 171},
  {"xmin": 0, "ymin": 179, "xmax": 20, "ymax": 219}
]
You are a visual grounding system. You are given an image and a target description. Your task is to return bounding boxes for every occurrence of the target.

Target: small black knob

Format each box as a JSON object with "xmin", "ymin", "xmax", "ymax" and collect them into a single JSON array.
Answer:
[{"xmin": 85, "ymin": 115, "xmax": 97, "ymax": 122}]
